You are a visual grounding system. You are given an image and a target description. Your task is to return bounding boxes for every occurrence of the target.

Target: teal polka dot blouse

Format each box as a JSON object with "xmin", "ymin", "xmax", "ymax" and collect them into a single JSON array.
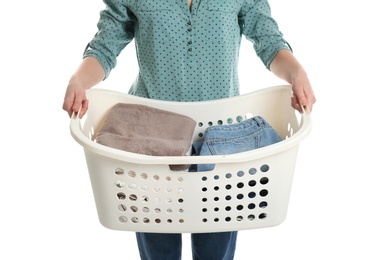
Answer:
[{"xmin": 84, "ymin": 0, "xmax": 291, "ymax": 102}]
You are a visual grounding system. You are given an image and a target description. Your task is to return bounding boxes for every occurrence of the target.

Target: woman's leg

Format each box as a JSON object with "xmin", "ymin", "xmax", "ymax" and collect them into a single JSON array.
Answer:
[
  {"xmin": 136, "ymin": 232, "xmax": 182, "ymax": 260},
  {"xmin": 191, "ymin": 231, "xmax": 238, "ymax": 260}
]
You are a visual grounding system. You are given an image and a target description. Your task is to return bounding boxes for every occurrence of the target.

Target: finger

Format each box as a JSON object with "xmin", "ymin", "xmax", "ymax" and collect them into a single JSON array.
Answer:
[
  {"xmin": 62, "ymin": 95, "xmax": 76, "ymax": 118},
  {"xmin": 78, "ymin": 99, "xmax": 89, "ymax": 119},
  {"xmin": 72, "ymin": 93, "xmax": 85, "ymax": 114},
  {"xmin": 291, "ymin": 95, "xmax": 303, "ymax": 113}
]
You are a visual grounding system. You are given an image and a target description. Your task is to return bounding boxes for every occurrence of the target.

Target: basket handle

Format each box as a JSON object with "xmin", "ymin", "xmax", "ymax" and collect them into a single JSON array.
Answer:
[
  {"xmin": 71, "ymin": 109, "xmax": 81, "ymax": 120},
  {"xmin": 302, "ymin": 105, "xmax": 310, "ymax": 115}
]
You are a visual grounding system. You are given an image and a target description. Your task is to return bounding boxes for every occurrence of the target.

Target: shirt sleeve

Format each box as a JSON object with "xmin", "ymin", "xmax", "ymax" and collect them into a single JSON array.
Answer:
[
  {"xmin": 83, "ymin": 0, "xmax": 136, "ymax": 79},
  {"xmin": 239, "ymin": 0, "xmax": 292, "ymax": 70}
]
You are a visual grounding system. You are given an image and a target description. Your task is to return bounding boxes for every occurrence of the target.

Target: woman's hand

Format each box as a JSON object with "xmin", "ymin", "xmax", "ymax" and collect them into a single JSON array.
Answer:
[
  {"xmin": 290, "ymin": 69, "xmax": 316, "ymax": 113},
  {"xmin": 62, "ymin": 57, "xmax": 105, "ymax": 118},
  {"xmin": 270, "ymin": 49, "xmax": 316, "ymax": 113},
  {"xmin": 62, "ymin": 80, "xmax": 89, "ymax": 118}
]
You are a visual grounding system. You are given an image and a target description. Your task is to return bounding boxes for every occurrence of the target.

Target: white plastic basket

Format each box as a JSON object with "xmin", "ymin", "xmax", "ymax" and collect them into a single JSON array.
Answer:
[{"xmin": 70, "ymin": 85, "xmax": 312, "ymax": 233}]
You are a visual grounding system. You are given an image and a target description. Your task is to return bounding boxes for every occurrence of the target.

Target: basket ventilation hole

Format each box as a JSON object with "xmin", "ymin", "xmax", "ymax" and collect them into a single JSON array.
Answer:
[
  {"xmin": 128, "ymin": 171, "xmax": 136, "ymax": 178},
  {"xmin": 260, "ymin": 164, "xmax": 269, "ymax": 172},
  {"xmin": 259, "ymin": 201, "xmax": 268, "ymax": 208},
  {"xmin": 260, "ymin": 177, "xmax": 269, "ymax": 185},
  {"xmin": 248, "ymin": 180, "xmax": 256, "ymax": 187},
  {"xmin": 129, "ymin": 194, "xmax": 137, "ymax": 201},
  {"xmin": 260, "ymin": 189, "xmax": 268, "ymax": 197},
  {"xmin": 140, "ymin": 173, "xmax": 148, "ymax": 179},
  {"xmin": 245, "ymin": 113, "xmax": 253, "ymax": 119},
  {"xmin": 153, "ymin": 175, "xmax": 160, "ymax": 180},
  {"xmin": 115, "ymin": 168, "xmax": 124, "ymax": 175},
  {"xmin": 118, "ymin": 204, "xmax": 127, "ymax": 211},
  {"xmin": 248, "ymin": 203, "xmax": 256, "ymax": 210},
  {"xmin": 227, "ymin": 118, "xmax": 233, "ymax": 124},
  {"xmin": 116, "ymin": 181, "xmax": 125, "ymax": 188},
  {"xmin": 259, "ymin": 213, "xmax": 267, "ymax": 219},
  {"xmin": 119, "ymin": 216, "xmax": 128, "ymax": 223},
  {"xmin": 117, "ymin": 192, "xmax": 126, "ymax": 200},
  {"xmin": 89, "ymin": 126, "xmax": 95, "ymax": 140},
  {"xmin": 248, "ymin": 215, "xmax": 255, "ymax": 221}
]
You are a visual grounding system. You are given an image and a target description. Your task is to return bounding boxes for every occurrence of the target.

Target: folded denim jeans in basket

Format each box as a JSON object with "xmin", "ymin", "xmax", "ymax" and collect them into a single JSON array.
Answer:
[{"xmin": 190, "ymin": 116, "xmax": 282, "ymax": 172}]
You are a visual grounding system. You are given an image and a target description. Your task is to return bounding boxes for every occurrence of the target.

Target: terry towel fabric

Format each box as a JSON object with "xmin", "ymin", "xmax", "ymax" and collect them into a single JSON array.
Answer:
[{"xmin": 96, "ymin": 103, "xmax": 197, "ymax": 171}]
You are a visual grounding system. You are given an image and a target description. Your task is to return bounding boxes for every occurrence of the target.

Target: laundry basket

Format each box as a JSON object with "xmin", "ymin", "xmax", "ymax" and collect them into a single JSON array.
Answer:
[{"xmin": 70, "ymin": 85, "xmax": 312, "ymax": 233}]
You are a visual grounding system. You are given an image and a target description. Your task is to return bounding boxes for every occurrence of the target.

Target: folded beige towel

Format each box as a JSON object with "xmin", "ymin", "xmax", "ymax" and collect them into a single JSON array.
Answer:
[{"xmin": 96, "ymin": 103, "xmax": 196, "ymax": 171}]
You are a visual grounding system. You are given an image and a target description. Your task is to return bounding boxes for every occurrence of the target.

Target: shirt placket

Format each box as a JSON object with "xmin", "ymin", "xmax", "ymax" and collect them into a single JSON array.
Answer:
[{"xmin": 186, "ymin": 18, "xmax": 194, "ymax": 67}]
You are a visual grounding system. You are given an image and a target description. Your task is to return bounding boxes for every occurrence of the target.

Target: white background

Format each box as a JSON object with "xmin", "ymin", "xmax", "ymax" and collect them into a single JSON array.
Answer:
[{"xmin": 1, "ymin": 0, "xmax": 389, "ymax": 259}]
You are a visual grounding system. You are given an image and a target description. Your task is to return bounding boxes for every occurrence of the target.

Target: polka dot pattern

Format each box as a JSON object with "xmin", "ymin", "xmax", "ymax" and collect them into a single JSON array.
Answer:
[{"xmin": 84, "ymin": 0, "xmax": 291, "ymax": 102}]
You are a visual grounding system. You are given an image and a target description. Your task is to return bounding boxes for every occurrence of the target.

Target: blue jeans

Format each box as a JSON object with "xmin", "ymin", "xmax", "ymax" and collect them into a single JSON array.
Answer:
[
  {"xmin": 136, "ymin": 232, "xmax": 237, "ymax": 260},
  {"xmin": 190, "ymin": 116, "xmax": 282, "ymax": 172},
  {"xmin": 136, "ymin": 116, "xmax": 281, "ymax": 260}
]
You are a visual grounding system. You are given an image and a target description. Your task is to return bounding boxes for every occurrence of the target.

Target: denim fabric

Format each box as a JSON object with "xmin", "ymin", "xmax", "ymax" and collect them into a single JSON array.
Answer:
[
  {"xmin": 136, "ymin": 232, "xmax": 237, "ymax": 260},
  {"xmin": 190, "ymin": 116, "xmax": 283, "ymax": 172}
]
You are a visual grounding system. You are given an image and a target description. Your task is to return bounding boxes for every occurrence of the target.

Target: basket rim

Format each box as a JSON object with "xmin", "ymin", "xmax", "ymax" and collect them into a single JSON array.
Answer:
[{"xmin": 70, "ymin": 85, "xmax": 312, "ymax": 165}]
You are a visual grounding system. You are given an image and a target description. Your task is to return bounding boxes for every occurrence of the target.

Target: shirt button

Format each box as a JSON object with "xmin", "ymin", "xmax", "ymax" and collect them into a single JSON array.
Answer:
[
  {"xmin": 188, "ymin": 48, "xmax": 192, "ymax": 52},
  {"xmin": 188, "ymin": 41, "xmax": 192, "ymax": 45},
  {"xmin": 187, "ymin": 28, "xmax": 192, "ymax": 32},
  {"xmin": 187, "ymin": 21, "xmax": 192, "ymax": 25}
]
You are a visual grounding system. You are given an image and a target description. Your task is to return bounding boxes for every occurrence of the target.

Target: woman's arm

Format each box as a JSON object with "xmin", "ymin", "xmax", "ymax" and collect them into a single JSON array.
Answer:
[
  {"xmin": 270, "ymin": 49, "xmax": 316, "ymax": 113},
  {"xmin": 62, "ymin": 56, "xmax": 105, "ymax": 118}
]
